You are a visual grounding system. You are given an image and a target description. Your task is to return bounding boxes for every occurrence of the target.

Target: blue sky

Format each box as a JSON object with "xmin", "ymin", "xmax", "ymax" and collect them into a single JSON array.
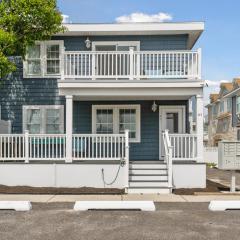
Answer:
[{"xmin": 57, "ymin": 0, "xmax": 240, "ymax": 104}]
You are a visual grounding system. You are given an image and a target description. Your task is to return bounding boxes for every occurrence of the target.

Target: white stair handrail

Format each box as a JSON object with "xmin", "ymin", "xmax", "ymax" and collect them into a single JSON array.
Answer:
[{"xmin": 162, "ymin": 130, "xmax": 173, "ymax": 189}]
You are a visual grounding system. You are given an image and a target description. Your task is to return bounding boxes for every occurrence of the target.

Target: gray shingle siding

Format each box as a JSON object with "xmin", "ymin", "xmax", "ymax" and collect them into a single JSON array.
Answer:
[{"xmin": 0, "ymin": 58, "xmax": 65, "ymax": 133}]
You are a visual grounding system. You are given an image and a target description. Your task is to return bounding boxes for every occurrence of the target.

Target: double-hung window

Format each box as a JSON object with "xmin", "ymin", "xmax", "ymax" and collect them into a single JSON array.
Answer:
[
  {"xmin": 23, "ymin": 105, "xmax": 64, "ymax": 134},
  {"xmin": 92, "ymin": 105, "xmax": 141, "ymax": 142},
  {"xmin": 24, "ymin": 41, "xmax": 64, "ymax": 78},
  {"xmin": 237, "ymin": 96, "xmax": 240, "ymax": 114}
]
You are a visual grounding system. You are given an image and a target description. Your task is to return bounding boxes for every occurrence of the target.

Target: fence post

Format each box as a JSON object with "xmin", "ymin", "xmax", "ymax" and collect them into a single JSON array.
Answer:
[
  {"xmin": 24, "ymin": 130, "xmax": 29, "ymax": 163},
  {"xmin": 129, "ymin": 47, "xmax": 134, "ymax": 80},
  {"xmin": 124, "ymin": 129, "xmax": 129, "ymax": 191},
  {"xmin": 92, "ymin": 52, "xmax": 96, "ymax": 80},
  {"xmin": 197, "ymin": 48, "xmax": 202, "ymax": 80},
  {"xmin": 66, "ymin": 95, "xmax": 73, "ymax": 163},
  {"xmin": 168, "ymin": 146, "xmax": 173, "ymax": 190}
]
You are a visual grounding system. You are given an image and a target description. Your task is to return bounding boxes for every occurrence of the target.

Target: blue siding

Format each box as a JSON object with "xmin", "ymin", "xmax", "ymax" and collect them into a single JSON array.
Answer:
[
  {"xmin": 0, "ymin": 58, "xmax": 65, "ymax": 133},
  {"xmin": 73, "ymin": 100, "xmax": 188, "ymax": 160},
  {"xmin": 53, "ymin": 35, "xmax": 188, "ymax": 51}
]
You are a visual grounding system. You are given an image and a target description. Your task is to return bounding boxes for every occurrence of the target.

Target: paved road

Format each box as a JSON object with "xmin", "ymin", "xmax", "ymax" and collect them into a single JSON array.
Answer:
[{"xmin": 0, "ymin": 202, "xmax": 240, "ymax": 240}]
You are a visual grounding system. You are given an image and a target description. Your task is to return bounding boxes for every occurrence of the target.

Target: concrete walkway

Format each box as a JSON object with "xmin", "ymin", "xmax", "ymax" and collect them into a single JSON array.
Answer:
[{"xmin": 1, "ymin": 193, "xmax": 240, "ymax": 202}]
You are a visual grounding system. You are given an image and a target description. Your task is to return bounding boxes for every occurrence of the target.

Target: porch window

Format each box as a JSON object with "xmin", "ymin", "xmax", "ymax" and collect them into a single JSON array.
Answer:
[
  {"xmin": 92, "ymin": 105, "xmax": 141, "ymax": 142},
  {"xmin": 24, "ymin": 41, "xmax": 63, "ymax": 78},
  {"xmin": 23, "ymin": 105, "xmax": 64, "ymax": 134},
  {"xmin": 96, "ymin": 109, "xmax": 113, "ymax": 134}
]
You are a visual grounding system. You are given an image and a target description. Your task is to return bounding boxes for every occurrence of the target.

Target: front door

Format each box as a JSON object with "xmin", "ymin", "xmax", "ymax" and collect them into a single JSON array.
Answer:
[{"xmin": 159, "ymin": 106, "xmax": 186, "ymax": 159}]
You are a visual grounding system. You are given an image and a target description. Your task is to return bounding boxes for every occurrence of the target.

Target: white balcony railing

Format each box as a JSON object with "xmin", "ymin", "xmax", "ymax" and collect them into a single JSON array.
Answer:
[{"xmin": 64, "ymin": 49, "xmax": 201, "ymax": 80}]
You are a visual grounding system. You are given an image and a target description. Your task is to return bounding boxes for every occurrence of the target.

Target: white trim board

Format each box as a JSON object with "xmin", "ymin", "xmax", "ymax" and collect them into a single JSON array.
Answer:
[
  {"xmin": 92, "ymin": 41, "xmax": 140, "ymax": 51},
  {"xmin": 74, "ymin": 201, "xmax": 155, "ymax": 211},
  {"xmin": 92, "ymin": 104, "xmax": 141, "ymax": 142}
]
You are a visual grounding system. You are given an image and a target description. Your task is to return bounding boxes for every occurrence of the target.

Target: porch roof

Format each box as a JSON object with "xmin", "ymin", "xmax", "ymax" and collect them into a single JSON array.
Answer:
[{"xmin": 58, "ymin": 79, "xmax": 204, "ymax": 100}]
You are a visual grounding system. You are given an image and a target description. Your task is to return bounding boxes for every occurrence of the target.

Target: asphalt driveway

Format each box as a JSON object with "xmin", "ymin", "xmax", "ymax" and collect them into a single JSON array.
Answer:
[{"xmin": 0, "ymin": 202, "xmax": 240, "ymax": 240}]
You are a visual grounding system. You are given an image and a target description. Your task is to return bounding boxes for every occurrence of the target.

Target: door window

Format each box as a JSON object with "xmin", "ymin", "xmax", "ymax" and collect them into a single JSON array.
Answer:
[{"xmin": 166, "ymin": 112, "xmax": 179, "ymax": 133}]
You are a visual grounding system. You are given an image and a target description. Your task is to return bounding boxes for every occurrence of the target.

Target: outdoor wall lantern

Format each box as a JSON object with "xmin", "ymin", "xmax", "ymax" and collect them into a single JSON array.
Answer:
[
  {"xmin": 151, "ymin": 101, "xmax": 158, "ymax": 112},
  {"xmin": 85, "ymin": 37, "xmax": 91, "ymax": 49}
]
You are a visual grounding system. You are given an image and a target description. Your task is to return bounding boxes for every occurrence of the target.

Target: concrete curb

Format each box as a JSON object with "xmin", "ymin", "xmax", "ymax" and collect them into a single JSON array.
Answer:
[{"xmin": 0, "ymin": 194, "xmax": 240, "ymax": 203}]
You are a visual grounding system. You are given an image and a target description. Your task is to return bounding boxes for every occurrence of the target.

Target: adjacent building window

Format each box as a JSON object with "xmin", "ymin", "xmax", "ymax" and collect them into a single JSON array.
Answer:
[
  {"xmin": 92, "ymin": 105, "xmax": 141, "ymax": 142},
  {"xmin": 23, "ymin": 105, "xmax": 64, "ymax": 134},
  {"xmin": 227, "ymin": 98, "xmax": 232, "ymax": 112},
  {"xmin": 237, "ymin": 96, "xmax": 240, "ymax": 114},
  {"xmin": 220, "ymin": 101, "xmax": 224, "ymax": 113},
  {"xmin": 24, "ymin": 41, "xmax": 64, "ymax": 78}
]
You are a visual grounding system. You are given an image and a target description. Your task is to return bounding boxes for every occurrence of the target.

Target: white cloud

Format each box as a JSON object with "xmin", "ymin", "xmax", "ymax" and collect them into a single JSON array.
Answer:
[
  {"xmin": 62, "ymin": 14, "xmax": 71, "ymax": 23},
  {"xmin": 115, "ymin": 12, "xmax": 172, "ymax": 23}
]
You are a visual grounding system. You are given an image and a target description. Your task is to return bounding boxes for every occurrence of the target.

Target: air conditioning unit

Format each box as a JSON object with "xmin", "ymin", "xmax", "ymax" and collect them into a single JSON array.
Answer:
[{"xmin": 0, "ymin": 120, "xmax": 12, "ymax": 134}]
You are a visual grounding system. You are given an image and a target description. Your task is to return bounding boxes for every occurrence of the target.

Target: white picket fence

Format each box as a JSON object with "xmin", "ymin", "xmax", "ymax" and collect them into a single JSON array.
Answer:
[{"xmin": 64, "ymin": 49, "xmax": 201, "ymax": 80}]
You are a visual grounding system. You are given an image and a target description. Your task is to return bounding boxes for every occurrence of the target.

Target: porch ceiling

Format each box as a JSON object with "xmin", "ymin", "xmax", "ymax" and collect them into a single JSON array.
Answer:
[{"xmin": 58, "ymin": 79, "xmax": 204, "ymax": 100}]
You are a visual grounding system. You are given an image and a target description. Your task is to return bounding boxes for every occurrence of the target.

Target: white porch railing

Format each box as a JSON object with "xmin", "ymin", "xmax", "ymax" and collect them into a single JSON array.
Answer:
[
  {"xmin": 0, "ymin": 131, "xmax": 129, "ymax": 163},
  {"xmin": 64, "ymin": 49, "xmax": 201, "ymax": 80},
  {"xmin": 72, "ymin": 134, "xmax": 126, "ymax": 160},
  {"xmin": 168, "ymin": 133, "xmax": 198, "ymax": 161}
]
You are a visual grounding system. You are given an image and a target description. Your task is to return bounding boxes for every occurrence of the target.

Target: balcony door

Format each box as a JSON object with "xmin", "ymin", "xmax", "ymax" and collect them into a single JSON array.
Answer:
[
  {"xmin": 92, "ymin": 41, "xmax": 139, "ymax": 78},
  {"xmin": 159, "ymin": 106, "xmax": 186, "ymax": 159}
]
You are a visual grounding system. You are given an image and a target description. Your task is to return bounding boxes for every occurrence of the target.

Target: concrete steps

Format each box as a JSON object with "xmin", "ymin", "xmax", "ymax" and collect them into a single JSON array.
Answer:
[{"xmin": 128, "ymin": 161, "xmax": 170, "ymax": 194}]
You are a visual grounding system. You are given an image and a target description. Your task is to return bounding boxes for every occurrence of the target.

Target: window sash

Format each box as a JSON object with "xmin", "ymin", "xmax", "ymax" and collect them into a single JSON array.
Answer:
[
  {"xmin": 24, "ymin": 41, "xmax": 63, "ymax": 77},
  {"xmin": 23, "ymin": 105, "xmax": 64, "ymax": 134},
  {"xmin": 92, "ymin": 105, "xmax": 140, "ymax": 142}
]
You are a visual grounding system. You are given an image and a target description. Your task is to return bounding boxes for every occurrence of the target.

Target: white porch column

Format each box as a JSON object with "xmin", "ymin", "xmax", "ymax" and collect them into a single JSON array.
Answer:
[
  {"xmin": 196, "ymin": 94, "xmax": 204, "ymax": 162},
  {"xmin": 66, "ymin": 95, "xmax": 73, "ymax": 163}
]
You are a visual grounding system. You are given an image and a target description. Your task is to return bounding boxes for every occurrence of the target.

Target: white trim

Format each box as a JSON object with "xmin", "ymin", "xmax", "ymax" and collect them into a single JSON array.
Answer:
[
  {"xmin": 22, "ymin": 105, "xmax": 64, "ymax": 134},
  {"xmin": 92, "ymin": 41, "xmax": 140, "ymax": 51},
  {"xmin": 92, "ymin": 104, "xmax": 141, "ymax": 142},
  {"xmin": 23, "ymin": 40, "xmax": 64, "ymax": 78},
  {"xmin": 159, "ymin": 105, "xmax": 186, "ymax": 159}
]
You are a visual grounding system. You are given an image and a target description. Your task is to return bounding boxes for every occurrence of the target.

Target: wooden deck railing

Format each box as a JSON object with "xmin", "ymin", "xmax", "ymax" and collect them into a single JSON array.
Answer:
[{"xmin": 64, "ymin": 49, "xmax": 201, "ymax": 80}]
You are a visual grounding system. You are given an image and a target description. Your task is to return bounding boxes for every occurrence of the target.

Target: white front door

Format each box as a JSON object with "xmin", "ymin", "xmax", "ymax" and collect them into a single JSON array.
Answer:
[{"xmin": 159, "ymin": 106, "xmax": 186, "ymax": 159}]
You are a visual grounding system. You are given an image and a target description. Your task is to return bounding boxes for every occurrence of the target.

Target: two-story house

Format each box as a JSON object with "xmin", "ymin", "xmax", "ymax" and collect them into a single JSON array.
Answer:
[
  {"xmin": 207, "ymin": 79, "xmax": 240, "ymax": 146},
  {"xmin": 0, "ymin": 22, "xmax": 205, "ymax": 193}
]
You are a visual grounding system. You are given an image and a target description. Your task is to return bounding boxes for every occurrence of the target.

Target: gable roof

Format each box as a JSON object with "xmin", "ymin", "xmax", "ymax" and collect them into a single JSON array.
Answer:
[
  {"xmin": 210, "ymin": 94, "xmax": 219, "ymax": 103},
  {"xmin": 219, "ymin": 82, "xmax": 234, "ymax": 97}
]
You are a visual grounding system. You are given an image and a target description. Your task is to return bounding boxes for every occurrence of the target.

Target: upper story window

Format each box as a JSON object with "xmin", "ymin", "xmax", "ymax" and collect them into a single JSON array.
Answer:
[
  {"xmin": 237, "ymin": 96, "xmax": 240, "ymax": 114},
  {"xmin": 24, "ymin": 41, "xmax": 64, "ymax": 78}
]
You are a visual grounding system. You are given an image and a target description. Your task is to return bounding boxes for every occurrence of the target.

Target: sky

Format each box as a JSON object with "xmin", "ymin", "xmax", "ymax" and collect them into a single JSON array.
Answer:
[{"xmin": 57, "ymin": 0, "xmax": 240, "ymax": 106}]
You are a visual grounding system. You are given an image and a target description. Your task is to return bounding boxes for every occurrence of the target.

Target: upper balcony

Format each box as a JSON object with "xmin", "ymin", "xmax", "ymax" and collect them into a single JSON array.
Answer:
[{"xmin": 63, "ymin": 49, "xmax": 201, "ymax": 80}]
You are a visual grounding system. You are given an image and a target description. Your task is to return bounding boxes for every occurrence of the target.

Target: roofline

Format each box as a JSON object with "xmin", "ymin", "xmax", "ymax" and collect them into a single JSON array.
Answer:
[
  {"xmin": 222, "ymin": 87, "xmax": 240, "ymax": 98},
  {"xmin": 56, "ymin": 22, "xmax": 204, "ymax": 49}
]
